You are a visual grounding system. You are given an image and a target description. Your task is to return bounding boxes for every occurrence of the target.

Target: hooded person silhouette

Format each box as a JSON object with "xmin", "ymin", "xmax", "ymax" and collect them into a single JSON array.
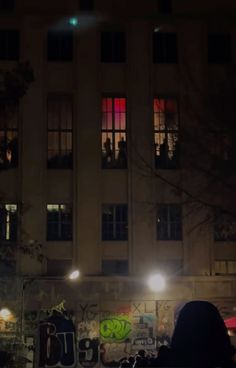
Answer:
[{"xmin": 169, "ymin": 300, "xmax": 236, "ymax": 368}]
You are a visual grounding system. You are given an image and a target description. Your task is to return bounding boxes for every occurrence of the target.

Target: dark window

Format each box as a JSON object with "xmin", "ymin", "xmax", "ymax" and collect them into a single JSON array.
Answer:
[
  {"xmin": 102, "ymin": 97, "xmax": 127, "ymax": 169},
  {"xmin": 102, "ymin": 260, "xmax": 128, "ymax": 275},
  {"xmin": 47, "ymin": 259, "xmax": 72, "ymax": 276},
  {"xmin": 0, "ymin": 111, "xmax": 18, "ymax": 169},
  {"xmin": 0, "ymin": 30, "xmax": 19, "ymax": 60},
  {"xmin": 158, "ymin": 0, "xmax": 172, "ymax": 14},
  {"xmin": 0, "ymin": 0, "xmax": 15, "ymax": 11},
  {"xmin": 153, "ymin": 32, "xmax": 178, "ymax": 63},
  {"xmin": 208, "ymin": 33, "xmax": 231, "ymax": 64},
  {"xmin": 101, "ymin": 32, "xmax": 126, "ymax": 63},
  {"xmin": 47, "ymin": 204, "xmax": 72, "ymax": 241},
  {"xmin": 79, "ymin": 0, "xmax": 93, "ymax": 11},
  {"xmin": 0, "ymin": 204, "xmax": 17, "ymax": 241},
  {"xmin": 214, "ymin": 210, "xmax": 236, "ymax": 241},
  {"xmin": 157, "ymin": 204, "xmax": 182, "ymax": 240},
  {"xmin": 47, "ymin": 30, "xmax": 73, "ymax": 61},
  {"xmin": 102, "ymin": 204, "xmax": 128, "ymax": 241},
  {"xmin": 154, "ymin": 98, "xmax": 179, "ymax": 169},
  {"xmin": 47, "ymin": 96, "xmax": 73, "ymax": 169}
]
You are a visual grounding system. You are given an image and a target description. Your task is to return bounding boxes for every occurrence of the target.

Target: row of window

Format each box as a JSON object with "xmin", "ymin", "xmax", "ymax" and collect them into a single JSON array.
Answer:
[
  {"xmin": 0, "ymin": 0, "xmax": 173, "ymax": 14},
  {"xmin": 0, "ymin": 28, "xmax": 232, "ymax": 64},
  {"xmin": 0, "ymin": 96, "xmax": 180, "ymax": 170},
  {"xmin": 1, "ymin": 203, "xmax": 235, "ymax": 242}
]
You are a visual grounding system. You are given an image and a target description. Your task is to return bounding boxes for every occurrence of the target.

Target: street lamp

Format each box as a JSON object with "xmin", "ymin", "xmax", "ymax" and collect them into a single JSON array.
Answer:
[
  {"xmin": 147, "ymin": 273, "xmax": 166, "ymax": 292},
  {"xmin": 0, "ymin": 308, "xmax": 12, "ymax": 321},
  {"xmin": 68, "ymin": 269, "xmax": 80, "ymax": 280}
]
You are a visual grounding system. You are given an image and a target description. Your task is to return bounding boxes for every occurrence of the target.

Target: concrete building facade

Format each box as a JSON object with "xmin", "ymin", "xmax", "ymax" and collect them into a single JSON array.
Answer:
[{"xmin": 0, "ymin": 0, "xmax": 236, "ymax": 365}]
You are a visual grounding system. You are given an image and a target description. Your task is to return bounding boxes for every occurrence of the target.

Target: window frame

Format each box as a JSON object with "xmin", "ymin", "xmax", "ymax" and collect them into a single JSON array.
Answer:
[
  {"xmin": 0, "ymin": 108, "xmax": 18, "ymax": 169},
  {"xmin": 153, "ymin": 31, "xmax": 178, "ymax": 64},
  {"xmin": 47, "ymin": 95, "xmax": 73, "ymax": 169},
  {"xmin": 214, "ymin": 209, "xmax": 236, "ymax": 241},
  {"xmin": 102, "ymin": 259, "xmax": 129, "ymax": 276},
  {"xmin": 0, "ymin": 203, "xmax": 17, "ymax": 242},
  {"xmin": 156, "ymin": 204, "xmax": 182, "ymax": 240},
  {"xmin": 101, "ymin": 31, "xmax": 126, "ymax": 63},
  {"xmin": 46, "ymin": 204, "xmax": 73, "ymax": 241},
  {"xmin": 0, "ymin": 29, "xmax": 19, "ymax": 61},
  {"xmin": 208, "ymin": 32, "xmax": 232, "ymax": 64},
  {"xmin": 47, "ymin": 29, "xmax": 74, "ymax": 62},
  {"xmin": 101, "ymin": 96, "xmax": 127, "ymax": 169},
  {"xmin": 153, "ymin": 96, "xmax": 179, "ymax": 169},
  {"xmin": 102, "ymin": 204, "xmax": 128, "ymax": 241}
]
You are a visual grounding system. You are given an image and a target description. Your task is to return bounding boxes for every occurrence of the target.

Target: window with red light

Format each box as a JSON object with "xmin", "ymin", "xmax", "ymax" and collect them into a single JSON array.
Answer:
[
  {"xmin": 102, "ymin": 97, "xmax": 127, "ymax": 169},
  {"xmin": 154, "ymin": 97, "xmax": 179, "ymax": 169}
]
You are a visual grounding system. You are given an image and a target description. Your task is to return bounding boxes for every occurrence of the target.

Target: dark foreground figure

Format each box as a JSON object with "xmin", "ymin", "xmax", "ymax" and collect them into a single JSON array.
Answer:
[{"xmin": 164, "ymin": 300, "xmax": 236, "ymax": 367}]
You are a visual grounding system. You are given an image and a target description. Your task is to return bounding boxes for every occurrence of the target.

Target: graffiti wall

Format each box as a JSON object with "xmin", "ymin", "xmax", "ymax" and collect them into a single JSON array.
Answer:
[{"xmin": 33, "ymin": 299, "xmax": 236, "ymax": 367}]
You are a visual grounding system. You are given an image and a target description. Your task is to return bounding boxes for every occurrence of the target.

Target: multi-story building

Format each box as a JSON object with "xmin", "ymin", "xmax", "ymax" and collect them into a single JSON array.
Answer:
[{"xmin": 0, "ymin": 0, "xmax": 236, "ymax": 365}]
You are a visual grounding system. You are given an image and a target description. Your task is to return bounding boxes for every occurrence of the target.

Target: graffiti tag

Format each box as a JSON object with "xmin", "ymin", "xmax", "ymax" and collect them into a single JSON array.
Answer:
[{"xmin": 100, "ymin": 318, "xmax": 131, "ymax": 341}]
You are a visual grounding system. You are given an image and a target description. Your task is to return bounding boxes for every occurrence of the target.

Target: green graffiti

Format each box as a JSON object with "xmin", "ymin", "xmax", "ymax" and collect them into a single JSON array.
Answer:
[{"xmin": 100, "ymin": 318, "xmax": 131, "ymax": 341}]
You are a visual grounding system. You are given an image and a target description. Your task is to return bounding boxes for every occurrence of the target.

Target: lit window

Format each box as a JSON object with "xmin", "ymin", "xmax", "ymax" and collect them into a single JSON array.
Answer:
[
  {"xmin": 101, "ymin": 32, "xmax": 126, "ymax": 63},
  {"xmin": 208, "ymin": 33, "xmax": 231, "ymax": 64},
  {"xmin": 0, "ymin": 204, "xmax": 17, "ymax": 241},
  {"xmin": 102, "ymin": 260, "xmax": 128, "ymax": 275},
  {"xmin": 47, "ymin": 30, "xmax": 73, "ymax": 61},
  {"xmin": 47, "ymin": 204, "xmax": 72, "ymax": 241},
  {"xmin": 214, "ymin": 209, "xmax": 236, "ymax": 241},
  {"xmin": 47, "ymin": 96, "xmax": 73, "ymax": 169},
  {"xmin": 215, "ymin": 261, "xmax": 236, "ymax": 275},
  {"xmin": 157, "ymin": 204, "xmax": 182, "ymax": 240},
  {"xmin": 102, "ymin": 204, "xmax": 128, "ymax": 241},
  {"xmin": 0, "ymin": 30, "xmax": 19, "ymax": 60},
  {"xmin": 0, "ymin": 110, "xmax": 18, "ymax": 169},
  {"xmin": 153, "ymin": 32, "xmax": 178, "ymax": 63},
  {"xmin": 102, "ymin": 97, "xmax": 127, "ymax": 169},
  {"xmin": 154, "ymin": 98, "xmax": 179, "ymax": 169}
]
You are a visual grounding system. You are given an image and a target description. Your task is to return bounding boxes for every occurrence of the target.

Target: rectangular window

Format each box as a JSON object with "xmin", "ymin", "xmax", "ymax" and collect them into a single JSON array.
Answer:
[
  {"xmin": 47, "ymin": 30, "xmax": 73, "ymax": 61},
  {"xmin": 102, "ymin": 260, "xmax": 128, "ymax": 275},
  {"xmin": 102, "ymin": 97, "xmax": 127, "ymax": 169},
  {"xmin": 157, "ymin": 204, "xmax": 182, "ymax": 240},
  {"xmin": 215, "ymin": 261, "xmax": 236, "ymax": 275},
  {"xmin": 154, "ymin": 97, "xmax": 179, "ymax": 169},
  {"xmin": 214, "ymin": 209, "xmax": 236, "ymax": 241},
  {"xmin": 0, "ymin": 110, "xmax": 18, "ymax": 169},
  {"xmin": 157, "ymin": 0, "xmax": 172, "ymax": 14},
  {"xmin": 0, "ymin": 204, "xmax": 17, "ymax": 241},
  {"xmin": 0, "ymin": 30, "xmax": 19, "ymax": 60},
  {"xmin": 0, "ymin": 0, "xmax": 15, "ymax": 11},
  {"xmin": 208, "ymin": 33, "xmax": 231, "ymax": 64},
  {"xmin": 153, "ymin": 32, "xmax": 178, "ymax": 63},
  {"xmin": 101, "ymin": 32, "xmax": 126, "ymax": 63},
  {"xmin": 47, "ymin": 259, "xmax": 72, "ymax": 276},
  {"xmin": 47, "ymin": 204, "xmax": 73, "ymax": 241},
  {"xmin": 102, "ymin": 204, "xmax": 128, "ymax": 241},
  {"xmin": 47, "ymin": 96, "xmax": 73, "ymax": 169},
  {"xmin": 79, "ymin": 0, "xmax": 93, "ymax": 11}
]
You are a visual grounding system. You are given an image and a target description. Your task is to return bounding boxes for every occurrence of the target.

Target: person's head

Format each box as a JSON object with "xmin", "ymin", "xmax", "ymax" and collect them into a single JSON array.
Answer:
[
  {"xmin": 138, "ymin": 349, "xmax": 146, "ymax": 358},
  {"xmin": 171, "ymin": 300, "xmax": 233, "ymax": 367}
]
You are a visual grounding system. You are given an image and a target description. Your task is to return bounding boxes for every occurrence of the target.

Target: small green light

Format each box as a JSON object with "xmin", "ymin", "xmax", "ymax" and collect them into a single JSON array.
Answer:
[{"xmin": 69, "ymin": 17, "xmax": 78, "ymax": 27}]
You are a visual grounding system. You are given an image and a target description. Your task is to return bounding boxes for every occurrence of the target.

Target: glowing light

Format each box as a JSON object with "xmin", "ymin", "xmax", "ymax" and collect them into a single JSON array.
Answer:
[
  {"xmin": 69, "ymin": 17, "xmax": 78, "ymax": 27},
  {"xmin": 68, "ymin": 269, "xmax": 80, "ymax": 280},
  {"xmin": 0, "ymin": 308, "xmax": 12, "ymax": 321},
  {"xmin": 147, "ymin": 273, "xmax": 166, "ymax": 292}
]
